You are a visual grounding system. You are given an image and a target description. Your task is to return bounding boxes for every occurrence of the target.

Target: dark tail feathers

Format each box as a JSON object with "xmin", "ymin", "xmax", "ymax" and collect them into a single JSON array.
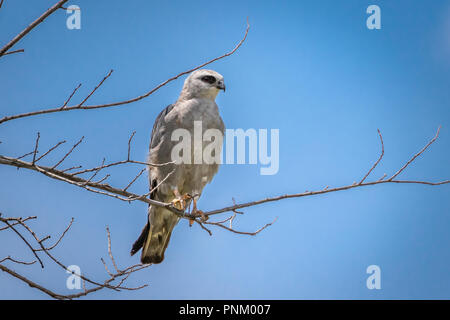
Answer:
[{"xmin": 130, "ymin": 222, "xmax": 149, "ymax": 256}]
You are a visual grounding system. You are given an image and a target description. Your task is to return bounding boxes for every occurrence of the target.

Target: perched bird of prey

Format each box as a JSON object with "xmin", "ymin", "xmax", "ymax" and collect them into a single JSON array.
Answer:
[{"xmin": 131, "ymin": 69, "xmax": 226, "ymax": 264}]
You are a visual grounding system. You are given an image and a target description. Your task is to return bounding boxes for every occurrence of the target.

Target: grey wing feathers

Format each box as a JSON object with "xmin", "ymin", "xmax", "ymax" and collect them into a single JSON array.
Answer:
[
  {"xmin": 150, "ymin": 104, "xmax": 175, "ymax": 149},
  {"xmin": 130, "ymin": 104, "xmax": 174, "ymax": 258}
]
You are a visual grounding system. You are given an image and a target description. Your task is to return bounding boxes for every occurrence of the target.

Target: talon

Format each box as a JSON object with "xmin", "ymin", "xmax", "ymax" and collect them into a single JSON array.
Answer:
[
  {"xmin": 171, "ymin": 198, "xmax": 185, "ymax": 210},
  {"xmin": 171, "ymin": 190, "xmax": 191, "ymax": 211}
]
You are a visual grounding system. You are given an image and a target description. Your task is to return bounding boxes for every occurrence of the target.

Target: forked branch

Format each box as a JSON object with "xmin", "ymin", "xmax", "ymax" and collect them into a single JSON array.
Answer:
[{"xmin": 0, "ymin": 214, "xmax": 150, "ymax": 300}]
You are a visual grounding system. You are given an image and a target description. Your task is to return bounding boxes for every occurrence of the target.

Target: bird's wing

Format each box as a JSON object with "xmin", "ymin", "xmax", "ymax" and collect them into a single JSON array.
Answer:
[
  {"xmin": 150, "ymin": 103, "xmax": 175, "ymax": 149},
  {"xmin": 131, "ymin": 103, "xmax": 177, "ymax": 261}
]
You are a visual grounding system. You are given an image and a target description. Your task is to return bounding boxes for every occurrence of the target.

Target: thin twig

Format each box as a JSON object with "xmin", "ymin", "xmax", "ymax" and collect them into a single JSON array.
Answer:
[
  {"xmin": 204, "ymin": 217, "xmax": 278, "ymax": 236},
  {"xmin": 61, "ymin": 83, "xmax": 82, "ymax": 109},
  {"xmin": 0, "ymin": 0, "xmax": 68, "ymax": 56},
  {"xmin": 3, "ymin": 49, "xmax": 24, "ymax": 56},
  {"xmin": 106, "ymin": 227, "xmax": 119, "ymax": 273},
  {"xmin": 51, "ymin": 136, "xmax": 84, "ymax": 169},
  {"xmin": 0, "ymin": 264, "xmax": 66, "ymax": 299},
  {"xmin": 77, "ymin": 70, "xmax": 114, "ymax": 107},
  {"xmin": 359, "ymin": 129, "xmax": 384, "ymax": 184},
  {"xmin": 389, "ymin": 126, "xmax": 441, "ymax": 181},
  {"xmin": 127, "ymin": 131, "xmax": 136, "ymax": 161},
  {"xmin": 36, "ymin": 140, "xmax": 66, "ymax": 162},
  {"xmin": 0, "ymin": 219, "xmax": 44, "ymax": 268},
  {"xmin": 0, "ymin": 256, "xmax": 36, "ymax": 265},
  {"xmin": 31, "ymin": 132, "xmax": 40, "ymax": 164},
  {"xmin": 124, "ymin": 168, "xmax": 146, "ymax": 192},
  {"xmin": 36, "ymin": 218, "xmax": 73, "ymax": 251}
]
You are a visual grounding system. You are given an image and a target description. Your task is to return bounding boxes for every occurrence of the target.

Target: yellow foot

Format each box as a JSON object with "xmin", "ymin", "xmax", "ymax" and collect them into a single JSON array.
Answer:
[
  {"xmin": 171, "ymin": 193, "xmax": 191, "ymax": 211},
  {"xmin": 171, "ymin": 198, "xmax": 185, "ymax": 210}
]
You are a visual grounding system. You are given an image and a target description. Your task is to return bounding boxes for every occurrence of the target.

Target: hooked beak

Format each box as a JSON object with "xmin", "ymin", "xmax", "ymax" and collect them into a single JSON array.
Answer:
[{"xmin": 216, "ymin": 80, "xmax": 226, "ymax": 92}]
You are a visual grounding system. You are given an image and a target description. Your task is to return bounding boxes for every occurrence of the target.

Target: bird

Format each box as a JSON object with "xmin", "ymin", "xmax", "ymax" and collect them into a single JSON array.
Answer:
[{"xmin": 130, "ymin": 69, "xmax": 226, "ymax": 264}]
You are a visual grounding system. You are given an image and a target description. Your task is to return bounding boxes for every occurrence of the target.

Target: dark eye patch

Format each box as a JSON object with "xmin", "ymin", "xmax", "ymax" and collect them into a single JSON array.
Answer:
[{"xmin": 201, "ymin": 75, "xmax": 216, "ymax": 84}]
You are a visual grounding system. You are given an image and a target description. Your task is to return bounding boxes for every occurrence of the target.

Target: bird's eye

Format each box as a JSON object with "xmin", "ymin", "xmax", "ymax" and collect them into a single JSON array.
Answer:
[{"xmin": 201, "ymin": 75, "xmax": 216, "ymax": 84}]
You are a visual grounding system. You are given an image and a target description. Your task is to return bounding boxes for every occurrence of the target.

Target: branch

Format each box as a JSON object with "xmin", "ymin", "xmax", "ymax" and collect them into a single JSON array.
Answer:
[
  {"xmin": 359, "ymin": 128, "xmax": 384, "ymax": 184},
  {"xmin": 0, "ymin": 128, "xmax": 448, "ymax": 227},
  {"xmin": 0, "ymin": 256, "xmax": 36, "ymax": 265},
  {"xmin": 0, "ymin": 19, "xmax": 250, "ymax": 124},
  {"xmin": 199, "ymin": 127, "xmax": 449, "ymax": 217},
  {"xmin": 51, "ymin": 136, "xmax": 84, "ymax": 169},
  {"xmin": 2, "ymin": 49, "xmax": 25, "ymax": 56},
  {"xmin": 202, "ymin": 213, "xmax": 278, "ymax": 236},
  {"xmin": 0, "ymin": 218, "xmax": 44, "ymax": 268},
  {"xmin": 388, "ymin": 126, "xmax": 441, "ymax": 181},
  {"xmin": 0, "ymin": 214, "xmax": 151, "ymax": 299},
  {"xmin": 200, "ymin": 177, "xmax": 449, "ymax": 217},
  {"xmin": 0, "ymin": 264, "xmax": 66, "ymax": 300},
  {"xmin": 0, "ymin": 0, "xmax": 68, "ymax": 57}
]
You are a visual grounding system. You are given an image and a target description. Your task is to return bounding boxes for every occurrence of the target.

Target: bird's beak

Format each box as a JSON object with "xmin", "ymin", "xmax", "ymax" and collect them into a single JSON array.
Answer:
[{"xmin": 216, "ymin": 81, "xmax": 226, "ymax": 92}]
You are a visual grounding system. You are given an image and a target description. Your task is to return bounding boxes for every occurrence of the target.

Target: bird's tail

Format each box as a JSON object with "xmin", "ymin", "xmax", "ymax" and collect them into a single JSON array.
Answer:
[{"xmin": 131, "ymin": 207, "xmax": 178, "ymax": 264}]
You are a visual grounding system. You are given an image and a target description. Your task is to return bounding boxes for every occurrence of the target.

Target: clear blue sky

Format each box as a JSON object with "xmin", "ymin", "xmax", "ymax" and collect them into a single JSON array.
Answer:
[{"xmin": 0, "ymin": 0, "xmax": 449, "ymax": 299}]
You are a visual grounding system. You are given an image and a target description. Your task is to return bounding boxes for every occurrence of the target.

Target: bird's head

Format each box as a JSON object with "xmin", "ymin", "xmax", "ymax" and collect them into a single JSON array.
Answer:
[{"xmin": 178, "ymin": 69, "xmax": 225, "ymax": 101}]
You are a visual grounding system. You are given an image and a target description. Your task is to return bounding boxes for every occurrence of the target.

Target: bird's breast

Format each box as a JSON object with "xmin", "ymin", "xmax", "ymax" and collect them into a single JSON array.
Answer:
[{"xmin": 174, "ymin": 99, "xmax": 224, "ymax": 131}]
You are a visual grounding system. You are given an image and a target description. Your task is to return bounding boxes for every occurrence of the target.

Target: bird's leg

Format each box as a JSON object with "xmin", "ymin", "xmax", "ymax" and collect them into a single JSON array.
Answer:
[
  {"xmin": 191, "ymin": 196, "xmax": 208, "ymax": 225},
  {"xmin": 188, "ymin": 197, "xmax": 197, "ymax": 227}
]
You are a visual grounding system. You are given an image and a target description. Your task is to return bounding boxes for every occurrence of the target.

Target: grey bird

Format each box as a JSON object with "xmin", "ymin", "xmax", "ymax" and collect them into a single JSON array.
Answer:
[{"xmin": 131, "ymin": 69, "xmax": 226, "ymax": 264}]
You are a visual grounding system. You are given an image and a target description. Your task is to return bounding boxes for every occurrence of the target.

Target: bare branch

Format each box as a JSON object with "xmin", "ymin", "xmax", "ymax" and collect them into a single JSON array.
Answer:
[
  {"xmin": 61, "ymin": 83, "xmax": 82, "ymax": 109},
  {"xmin": 389, "ymin": 126, "xmax": 441, "ymax": 181},
  {"xmin": 0, "ymin": 256, "xmax": 36, "ymax": 265},
  {"xmin": 0, "ymin": 218, "xmax": 44, "ymax": 268},
  {"xmin": 0, "ymin": 155, "xmax": 177, "ymax": 211},
  {"xmin": 0, "ymin": 216, "xmax": 150, "ymax": 299},
  {"xmin": 199, "ymin": 127, "xmax": 448, "ymax": 217},
  {"xmin": 36, "ymin": 218, "xmax": 74, "ymax": 251},
  {"xmin": 128, "ymin": 131, "xmax": 136, "ymax": 161},
  {"xmin": 0, "ymin": 20, "xmax": 250, "ymax": 124},
  {"xmin": 124, "ymin": 168, "xmax": 146, "ymax": 192},
  {"xmin": 36, "ymin": 140, "xmax": 66, "ymax": 162},
  {"xmin": 2, "ymin": 49, "xmax": 25, "ymax": 56},
  {"xmin": 200, "ymin": 177, "xmax": 449, "ymax": 218},
  {"xmin": 106, "ymin": 227, "xmax": 119, "ymax": 273},
  {"xmin": 359, "ymin": 129, "xmax": 384, "ymax": 184},
  {"xmin": 51, "ymin": 136, "xmax": 84, "ymax": 169},
  {"xmin": 0, "ymin": 215, "xmax": 37, "ymax": 231},
  {"xmin": 16, "ymin": 151, "xmax": 34, "ymax": 160},
  {"xmin": 77, "ymin": 70, "xmax": 114, "ymax": 107},
  {"xmin": 195, "ymin": 220, "xmax": 213, "ymax": 236},
  {"xmin": 0, "ymin": 264, "xmax": 66, "ymax": 299},
  {"xmin": 1, "ymin": 128, "xmax": 448, "ymax": 224},
  {"xmin": 0, "ymin": 0, "xmax": 68, "ymax": 57},
  {"xmin": 31, "ymin": 132, "xmax": 40, "ymax": 164},
  {"xmin": 204, "ymin": 217, "xmax": 278, "ymax": 236}
]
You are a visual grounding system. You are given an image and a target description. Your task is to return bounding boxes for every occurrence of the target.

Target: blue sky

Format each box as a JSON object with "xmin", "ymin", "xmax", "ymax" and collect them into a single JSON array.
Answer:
[{"xmin": 0, "ymin": 0, "xmax": 449, "ymax": 299}]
